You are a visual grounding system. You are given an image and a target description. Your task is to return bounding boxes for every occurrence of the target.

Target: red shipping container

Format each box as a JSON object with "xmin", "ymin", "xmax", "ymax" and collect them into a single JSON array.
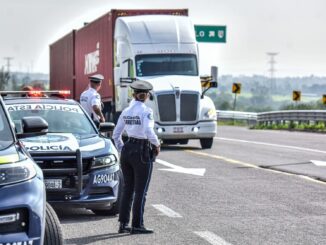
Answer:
[
  {"xmin": 51, "ymin": 9, "xmax": 188, "ymax": 102},
  {"xmin": 49, "ymin": 31, "xmax": 75, "ymax": 98}
]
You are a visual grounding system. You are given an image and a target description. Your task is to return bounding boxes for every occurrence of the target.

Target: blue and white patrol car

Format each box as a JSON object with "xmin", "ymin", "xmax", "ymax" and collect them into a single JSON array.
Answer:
[
  {"xmin": 0, "ymin": 94, "xmax": 62, "ymax": 245},
  {"xmin": 4, "ymin": 91, "xmax": 122, "ymax": 216}
]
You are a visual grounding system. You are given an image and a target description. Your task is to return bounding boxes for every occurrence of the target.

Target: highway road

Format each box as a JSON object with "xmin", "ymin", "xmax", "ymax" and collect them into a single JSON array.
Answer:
[{"xmin": 56, "ymin": 126, "xmax": 326, "ymax": 245}]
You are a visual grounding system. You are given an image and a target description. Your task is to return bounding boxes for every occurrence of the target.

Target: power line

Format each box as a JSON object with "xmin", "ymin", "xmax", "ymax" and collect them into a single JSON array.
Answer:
[
  {"xmin": 3, "ymin": 57, "xmax": 14, "ymax": 73},
  {"xmin": 266, "ymin": 52, "xmax": 278, "ymax": 93}
]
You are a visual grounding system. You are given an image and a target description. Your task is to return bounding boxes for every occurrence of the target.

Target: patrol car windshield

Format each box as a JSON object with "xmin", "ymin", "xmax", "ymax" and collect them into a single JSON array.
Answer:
[
  {"xmin": 0, "ymin": 103, "xmax": 14, "ymax": 150},
  {"xmin": 135, "ymin": 54, "xmax": 198, "ymax": 77},
  {"xmin": 7, "ymin": 103, "xmax": 97, "ymax": 135}
]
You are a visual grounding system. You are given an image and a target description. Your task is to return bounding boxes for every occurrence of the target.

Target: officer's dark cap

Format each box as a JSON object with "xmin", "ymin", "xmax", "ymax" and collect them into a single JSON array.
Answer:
[
  {"xmin": 130, "ymin": 80, "xmax": 153, "ymax": 93},
  {"xmin": 89, "ymin": 74, "xmax": 104, "ymax": 83}
]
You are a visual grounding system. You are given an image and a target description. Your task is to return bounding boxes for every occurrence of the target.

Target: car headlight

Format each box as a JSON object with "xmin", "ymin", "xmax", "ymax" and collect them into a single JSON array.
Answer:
[
  {"xmin": 205, "ymin": 108, "xmax": 217, "ymax": 119},
  {"xmin": 0, "ymin": 159, "xmax": 36, "ymax": 186},
  {"xmin": 92, "ymin": 155, "xmax": 117, "ymax": 169}
]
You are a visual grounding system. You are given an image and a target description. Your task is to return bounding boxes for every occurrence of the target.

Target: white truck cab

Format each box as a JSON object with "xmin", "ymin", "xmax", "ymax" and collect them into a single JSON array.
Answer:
[{"xmin": 114, "ymin": 15, "xmax": 217, "ymax": 149}]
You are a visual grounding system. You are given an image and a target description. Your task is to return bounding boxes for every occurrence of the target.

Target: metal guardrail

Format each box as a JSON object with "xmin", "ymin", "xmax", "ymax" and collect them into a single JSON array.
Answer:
[
  {"xmin": 216, "ymin": 110, "xmax": 326, "ymax": 124},
  {"xmin": 257, "ymin": 110, "xmax": 326, "ymax": 124},
  {"xmin": 216, "ymin": 110, "xmax": 257, "ymax": 121}
]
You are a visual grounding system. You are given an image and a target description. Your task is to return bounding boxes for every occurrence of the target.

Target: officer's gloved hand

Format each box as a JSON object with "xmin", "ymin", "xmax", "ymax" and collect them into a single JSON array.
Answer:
[{"xmin": 154, "ymin": 145, "xmax": 160, "ymax": 156}]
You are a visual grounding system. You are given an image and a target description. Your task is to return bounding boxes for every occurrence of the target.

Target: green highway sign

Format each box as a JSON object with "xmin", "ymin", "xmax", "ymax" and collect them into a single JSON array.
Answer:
[{"xmin": 195, "ymin": 25, "xmax": 227, "ymax": 43}]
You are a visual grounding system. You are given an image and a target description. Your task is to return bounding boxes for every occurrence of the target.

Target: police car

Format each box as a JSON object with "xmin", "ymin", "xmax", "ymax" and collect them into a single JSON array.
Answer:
[
  {"xmin": 3, "ymin": 90, "xmax": 122, "ymax": 216},
  {"xmin": 0, "ymin": 94, "xmax": 62, "ymax": 245}
]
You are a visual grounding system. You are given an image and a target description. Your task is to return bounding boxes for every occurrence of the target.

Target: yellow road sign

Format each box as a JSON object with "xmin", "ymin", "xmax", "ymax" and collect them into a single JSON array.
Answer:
[
  {"xmin": 292, "ymin": 90, "xmax": 301, "ymax": 101},
  {"xmin": 232, "ymin": 83, "xmax": 241, "ymax": 94},
  {"xmin": 323, "ymin": 94, "xmax": 326, "ymax": 105}
]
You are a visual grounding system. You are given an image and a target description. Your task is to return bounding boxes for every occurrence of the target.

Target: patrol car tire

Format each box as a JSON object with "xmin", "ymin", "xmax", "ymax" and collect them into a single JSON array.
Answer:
[
  {"xmin": 200, "ymin": 138, "xmax": 213, "ymax": 149},
  {"xmin": 91, "ymin": 170, "xmax": 123, "ymax": 216},
  {"xmin": 44, "ymin": 202, "xmax": 63, "ymax": 245}
]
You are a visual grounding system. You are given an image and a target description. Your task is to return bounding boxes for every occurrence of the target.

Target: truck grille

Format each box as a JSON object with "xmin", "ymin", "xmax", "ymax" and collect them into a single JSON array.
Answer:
[
  {"xmin": 157, "ymin": 92, "xmax": 198, "ymax": 122},
  {"xmin": 180, "ymin": 93, "xmax": 198, "ymax": 121},
  {"xmin": 157, "ymin": 94, "xmax": 176, "ymax": 122}
]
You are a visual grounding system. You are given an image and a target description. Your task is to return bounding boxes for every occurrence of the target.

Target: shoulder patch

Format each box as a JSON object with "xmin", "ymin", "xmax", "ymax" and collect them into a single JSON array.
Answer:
[
  {"xmin": 95, "ymin": 94, "xmax": 100, "ymax": 99},
  {"xmin": 147, "ymin": 113, "xmax": 154, "ymax": 120}
]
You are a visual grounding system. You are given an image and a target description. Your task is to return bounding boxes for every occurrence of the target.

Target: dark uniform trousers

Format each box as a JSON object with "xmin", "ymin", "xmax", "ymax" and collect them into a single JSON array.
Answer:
[{"xmin": 119, "ymin": 139, "xmax": 153, "ymax": 227}]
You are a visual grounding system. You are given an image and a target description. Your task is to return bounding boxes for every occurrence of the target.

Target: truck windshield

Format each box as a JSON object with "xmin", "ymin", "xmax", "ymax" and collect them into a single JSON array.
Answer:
[
  {"xmin": 0, "ymin": 104, "xmax": 14, "ymax": 150},
  {"xmin": 7, "ymin": 103, "xmax": 97, "ymax": 135},
  {"xmin": 135, "ymin": 54, "xmax": 198, "ymax": 77}
]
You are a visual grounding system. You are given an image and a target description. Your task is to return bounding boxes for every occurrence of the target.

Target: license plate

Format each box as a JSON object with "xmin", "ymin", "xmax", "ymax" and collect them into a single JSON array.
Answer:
[
  {"xmin": 173, "ymin": 127, "xmax": 184, "ymax": 133},
  {"xmin": 1, "ymin": 241, "xmax": 34, "ymax": 245},
  {"xmin": 93, "ymin": 173, "xmax": 114, "ymax": 185},
  {"xmin": 44, "ymin": 179, "xmax": 62, "ymax": 189}
]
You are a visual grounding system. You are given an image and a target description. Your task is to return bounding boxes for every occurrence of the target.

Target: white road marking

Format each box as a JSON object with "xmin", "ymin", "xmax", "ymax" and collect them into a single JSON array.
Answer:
[
  {"xmin": 155, "ymin": 159, "xmax": 206, "ymax": 176},
  {"xmin": 194, "ymin": 231, "xmax": 233, "ymax": 245},
  {"xmin": 152, "ymin": 204, "xmax": 182, "ymax": 218},
  {"xmin": 311, "ymin": 160, "xmax": 326, "ymax": 166},
  {"xmin": 215, "ymin": 137, "xmax": 326, "ymax": 154},
  {"xmin": 187, "ymin": 150, "xmax": 326, "ymax": 186}
]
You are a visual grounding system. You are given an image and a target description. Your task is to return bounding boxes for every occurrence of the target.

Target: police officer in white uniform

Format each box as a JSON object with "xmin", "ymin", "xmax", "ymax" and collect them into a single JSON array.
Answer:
[
  {"xmin": 113, "ymin": 80, "xmax": 160, "ymax": 234},
  {"xmin": 80, "ymin": 74, "xmax": 105, "ymax": 125}
]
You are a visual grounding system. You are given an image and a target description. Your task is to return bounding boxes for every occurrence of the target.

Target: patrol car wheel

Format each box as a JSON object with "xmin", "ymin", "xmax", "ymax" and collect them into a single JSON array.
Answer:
[
  {"xmin": 200, "ymin": 138, "xmax": 213, "ymax": 149},
  {"xmin": 45, "ymin": 202, "xmax": 63, "ymax": 245},
  {"xmin": 91, "ymin": 170, "xmax": 123, "ymax": 216}
]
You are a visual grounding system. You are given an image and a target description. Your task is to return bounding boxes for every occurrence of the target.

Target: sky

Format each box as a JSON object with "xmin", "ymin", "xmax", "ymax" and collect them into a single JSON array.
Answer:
[{"xmin": 0, "ymin": 0, "xmax": 326, "ymax": 77}]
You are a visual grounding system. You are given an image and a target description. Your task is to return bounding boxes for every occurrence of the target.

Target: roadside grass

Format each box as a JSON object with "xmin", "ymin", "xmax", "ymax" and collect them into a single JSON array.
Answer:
[{"xmin": 253, "ymin": 122, "xmax": 326, "ymax": 132}]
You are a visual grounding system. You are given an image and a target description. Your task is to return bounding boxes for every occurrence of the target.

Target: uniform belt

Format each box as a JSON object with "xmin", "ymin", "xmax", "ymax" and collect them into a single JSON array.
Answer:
[{"xmin": 128, "ymin": 137, "xmax": 148, "ymax": 144}]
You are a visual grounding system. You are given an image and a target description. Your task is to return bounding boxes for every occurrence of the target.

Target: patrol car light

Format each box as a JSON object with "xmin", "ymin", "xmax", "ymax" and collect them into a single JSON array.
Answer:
[
  {"xmin": 58, "ymin": 90, "xmax": 71, "ymax": 96},
  {"xmin": 0, "ymin": 159, "xmax": 36, "ymax": 186},
  {"xmin": 92, "ymin": 155, "xmax": 117, "ymax": 169}
]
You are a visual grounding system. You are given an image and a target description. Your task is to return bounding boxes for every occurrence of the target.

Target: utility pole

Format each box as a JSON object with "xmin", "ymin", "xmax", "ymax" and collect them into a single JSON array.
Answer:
[
  {"xmin": 266, "ymin": 52, "xmax": 278, "ymax": 93},
  {"xmin": 3, "ymin": 57, "xmax": 14, "ymax": 73}
]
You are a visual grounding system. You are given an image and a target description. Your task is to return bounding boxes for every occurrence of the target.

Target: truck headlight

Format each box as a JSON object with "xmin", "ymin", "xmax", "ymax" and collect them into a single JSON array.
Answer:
[
  {"xmin": 205, "ymin": 108, "xmax": 217, "ymax": 119},
  {"xmin": 92, "ymin": 155, "xmax": 117, "ymax": 169},
  {"xmin": 0, "ymin": 160, "xmax": 36, "ymax": 186}
]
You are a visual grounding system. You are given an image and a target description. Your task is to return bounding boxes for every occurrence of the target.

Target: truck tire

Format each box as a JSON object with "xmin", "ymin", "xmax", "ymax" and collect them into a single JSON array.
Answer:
[
  {"xmin": 44, "ymin": 202, "xmax": 63, "ymax": 245},
  {"xmin": 200, "ymin": 138, "xmax": 213, "ymax": 149},
  {"xmin": 91, "ymin": 170, "xmax": 123, "ymax": 216}
]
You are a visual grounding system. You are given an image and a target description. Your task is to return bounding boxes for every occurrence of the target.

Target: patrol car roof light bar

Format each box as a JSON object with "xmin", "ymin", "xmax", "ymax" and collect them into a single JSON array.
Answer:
[{"xmin": 0, "ymin": 90, "xmax": 71, "ymax": 98}]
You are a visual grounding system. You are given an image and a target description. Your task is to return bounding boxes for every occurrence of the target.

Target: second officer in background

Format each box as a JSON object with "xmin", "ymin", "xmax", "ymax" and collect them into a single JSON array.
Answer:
[
  {"xmin": 112, "ymin": 80, "xmax": 160, "ymax": 234},
  {"xmin": 80, "ymin": 74, "xmax": 105, "ymax": 126}
]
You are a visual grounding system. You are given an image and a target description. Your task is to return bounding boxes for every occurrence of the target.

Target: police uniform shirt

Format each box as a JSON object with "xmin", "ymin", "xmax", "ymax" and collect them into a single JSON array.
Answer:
[
  {"xmin": 113, "ymin": 100, "xmax": 160, "ymax": 153},
  {"xmin": 80, "ymin": 87, "xmax": 101, "ymax": 121}
]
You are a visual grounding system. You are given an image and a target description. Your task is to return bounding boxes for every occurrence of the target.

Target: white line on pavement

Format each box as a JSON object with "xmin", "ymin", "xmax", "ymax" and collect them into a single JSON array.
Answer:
[
  {"xmin": 215, "ymin": 137, "xmax": 326, "ymax": 154},
  {"xmin": 187, "ymin": 150, "xmax": 326, "ymax": 186},
  {"xmin": 311, "ymin": 160, "xmax": 326, "ymax": 166},
  {"xmin": 152, "ymin": 204, "xmax": 182, "ymax": 218},
  {"xmin": 194, "ymin": 231, "xmax": 233, "ymax": 245}
]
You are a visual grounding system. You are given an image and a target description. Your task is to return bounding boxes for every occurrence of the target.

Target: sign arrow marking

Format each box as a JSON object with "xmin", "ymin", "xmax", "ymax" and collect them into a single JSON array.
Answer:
[
  {"xmin": 155, "ymin": 159, "xmax": 206, "ymax": 176},
  {"xmin": 311, "ymin": 160, "xmax": 326, "ymax": 167}
]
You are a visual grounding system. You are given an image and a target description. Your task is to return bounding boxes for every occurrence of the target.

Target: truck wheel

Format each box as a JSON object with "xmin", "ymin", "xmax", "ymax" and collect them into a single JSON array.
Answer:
[
  {"xmin": 91, "ymin": 170, "xmax": 123, "ymax": 216},
  {"xmin": 200, "ymin": 138, "xmax": 213, "ymax": 149},
  {"xmin": 44, "ymin": 202, "xmax": 63, "ymax": 245}
]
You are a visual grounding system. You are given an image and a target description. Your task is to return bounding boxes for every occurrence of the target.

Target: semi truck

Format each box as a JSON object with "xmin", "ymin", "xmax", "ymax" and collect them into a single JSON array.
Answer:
[{"xmin": 50, "ymin": 9, "xmax": 217, "ymax": 149}]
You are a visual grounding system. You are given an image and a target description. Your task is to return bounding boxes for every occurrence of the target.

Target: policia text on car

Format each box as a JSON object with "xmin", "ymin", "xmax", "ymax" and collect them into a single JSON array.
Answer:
[{"xmin": 113, "ymin": 80, "xmax": 160, "ymax": 234}]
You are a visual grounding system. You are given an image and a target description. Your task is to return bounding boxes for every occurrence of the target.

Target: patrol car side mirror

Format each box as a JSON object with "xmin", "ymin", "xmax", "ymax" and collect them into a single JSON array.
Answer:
[
  {"xmin": 17, "ymin": 116, "xmax": 48, "ymax": 139},
  {"xmin": 99, "ymin": 122, "xmax": 115, "ymax": 133}
]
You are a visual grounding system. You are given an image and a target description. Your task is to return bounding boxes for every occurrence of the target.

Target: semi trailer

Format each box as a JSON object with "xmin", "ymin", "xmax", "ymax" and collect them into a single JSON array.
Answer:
[{"xmin": 50, "ymin": 9, "xmax": 217, "ymax": 149}]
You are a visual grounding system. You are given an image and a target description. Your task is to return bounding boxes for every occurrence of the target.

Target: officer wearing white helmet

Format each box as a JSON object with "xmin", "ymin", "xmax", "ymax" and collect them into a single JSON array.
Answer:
[
  {"xmin": 80, "ymin": 74, "xmax": 105, "ymax": 125},
  {"xmin": 113, "ymin": 80, "xmax": 160, "ymax": 234}
]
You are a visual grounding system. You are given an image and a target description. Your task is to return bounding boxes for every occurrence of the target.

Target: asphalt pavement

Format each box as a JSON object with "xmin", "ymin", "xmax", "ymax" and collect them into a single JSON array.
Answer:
[{"xmin": 56, "ymin": 126, "xmax": 326, "ymax": 245}]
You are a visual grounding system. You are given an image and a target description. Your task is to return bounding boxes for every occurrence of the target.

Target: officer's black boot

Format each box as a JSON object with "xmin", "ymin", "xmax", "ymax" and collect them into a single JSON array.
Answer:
[
  {"xmin": 118, "ymin": 223, "xmax": 131, "ymax": 233},
  {"xmin": 130, "ymin": 226, "xmax": 154, "ymax": 234}
]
